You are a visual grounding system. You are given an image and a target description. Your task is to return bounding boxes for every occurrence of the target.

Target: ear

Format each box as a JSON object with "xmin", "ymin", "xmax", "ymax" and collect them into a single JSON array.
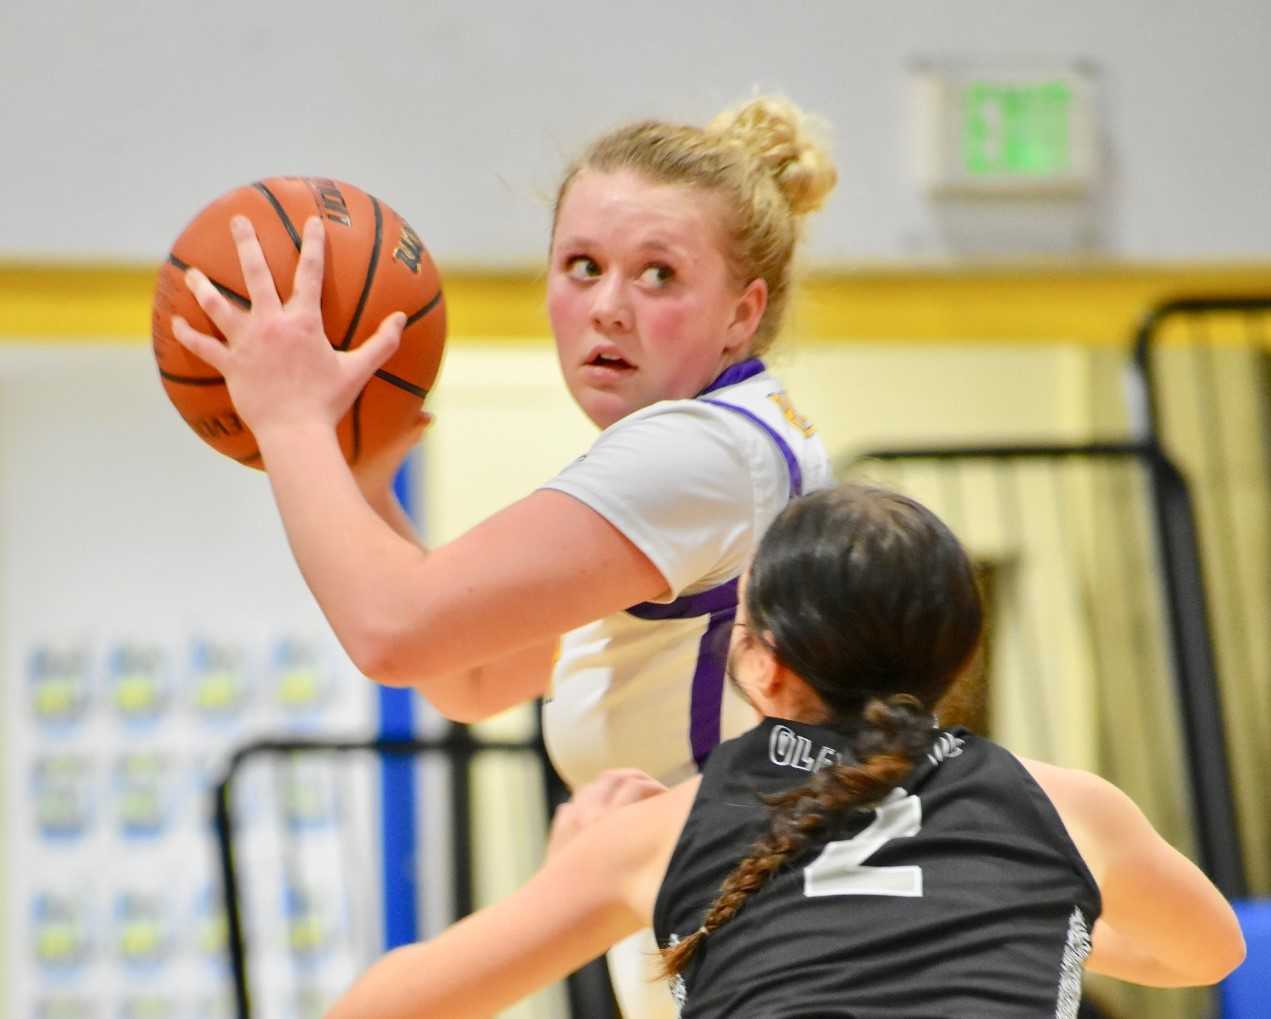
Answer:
[
  {"xmin": 724, "ymin": 277, "xmax": 769, "ymax": 356},
  {"xmin": 748, "ymin": 627, "xmax": 782, "ymax": 698}
]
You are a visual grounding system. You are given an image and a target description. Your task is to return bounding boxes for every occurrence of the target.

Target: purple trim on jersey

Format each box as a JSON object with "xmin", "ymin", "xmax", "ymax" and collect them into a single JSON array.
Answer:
[
  {"xmin": 701, "ymin": 399, "xmax": 804, "ymax": 499},
  {"xmin": 698, "ymin": 357, "xmax": 766, "ymax": 395},
  {"xmin": 689, "ymin": 607, "xmax": 738, "ymax": 767},
  {"xmin": 623, "ymin": 383, "xmax": 805, "ymax": 769},
  {"xmin": 625, "ymin": 577, "xmax": 739, "ymax": 621}
]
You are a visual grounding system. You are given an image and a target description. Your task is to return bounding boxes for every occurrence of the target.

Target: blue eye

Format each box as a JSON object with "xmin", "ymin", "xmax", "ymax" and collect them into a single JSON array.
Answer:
[
  {"xmin": 565, "ymin": 255, "xmax": 601, "ymax": 279},
  {"xmin": 640, "ymin": 263, "xmax": 674, "ymax": 287}
]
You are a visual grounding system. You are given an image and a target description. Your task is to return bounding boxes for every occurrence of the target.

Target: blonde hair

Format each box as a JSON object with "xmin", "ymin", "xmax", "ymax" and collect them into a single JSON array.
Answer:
[{"xmin": 553, "ymin": 96, "xmax": 838, "ymax": 355}]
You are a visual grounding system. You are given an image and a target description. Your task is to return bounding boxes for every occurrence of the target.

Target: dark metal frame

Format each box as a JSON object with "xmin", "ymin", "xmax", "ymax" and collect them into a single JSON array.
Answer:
[
  {"xmin": 1129, "ymin": 294, "xmax": 1270, "ymax": 901},
  {"xmin": 212, "ymin": 724, "xmax": 618, "ymax": 1019},
  {"xmin": 845, "ymin": 438, "xmax": 1247, "ymax": 900}
]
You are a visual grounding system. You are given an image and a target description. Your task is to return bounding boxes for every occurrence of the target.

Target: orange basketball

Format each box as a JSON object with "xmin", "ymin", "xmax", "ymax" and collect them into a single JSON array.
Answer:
[{"xmin": 151, "ymin": 176, "xmax": 446, "ymax": 468}]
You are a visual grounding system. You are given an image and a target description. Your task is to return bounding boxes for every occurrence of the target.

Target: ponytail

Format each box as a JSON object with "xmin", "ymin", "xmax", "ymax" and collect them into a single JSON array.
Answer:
[{"xmin": 661, "ymin": 695, "xmax": 934, "ymax": 977}]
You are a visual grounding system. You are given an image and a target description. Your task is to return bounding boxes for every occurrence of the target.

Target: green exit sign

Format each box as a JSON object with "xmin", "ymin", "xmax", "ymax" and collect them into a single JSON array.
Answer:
[
  {"xmin": 912, "ymin": 61, "xmax": 1098, "ymax": 196},
  {"xmin": 963, "ymin": 81, "xmax": 1073, "ymax": 177}
]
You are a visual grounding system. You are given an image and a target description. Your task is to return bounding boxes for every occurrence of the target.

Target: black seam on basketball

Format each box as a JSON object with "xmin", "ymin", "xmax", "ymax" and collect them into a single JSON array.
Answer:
[
  {"xmin": 405, "ymin": 289, "xmax": 444, "ymax": 327},
  {"xmin": 254, "ymin": 182, "xmax": 303, "ymax": 250},
  {"xmin": 372, "ymin": 369, "xmax": 429, "ymax": 399},
  {"xmin": 339, "ymin": 198, "xmax": 383, "ymax": 350},
  {"xmin": 167, "ymin": 255, "xmax": 250, "ymax": 309},
  {"xmin": 160, "ymin": 369, "xmax": 226, "ymax": 387}
]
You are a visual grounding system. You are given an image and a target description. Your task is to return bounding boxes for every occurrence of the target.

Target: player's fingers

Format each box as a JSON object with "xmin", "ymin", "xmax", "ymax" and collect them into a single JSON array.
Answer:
[
  {"xmin": 611, "ymin": 778, "xmax": 666, "ymax": 807},
  {"xmin": 183, "ymin": 268, "xmax": 243, "ymax": 338},
  {"xmin": 384, "ymin": 412, "xmax": 431, "ymax": 457},
  {"xmin": 348, "ymin": 311, "xmax": 406, "ymax": 379},
  {"xmin": 171, "ymin": 315, "xmax": 228, "ymax": 371},
  {"xmin": 291, "ymin": 217, "xmax": 326, "ymax": 309},
  {"xmin": 549, "ymin": 802, "xmax": 578, "ymax": 837},
  {"xmin": 230, "ymin": 215, "xmax": 282, "ymax": 313},
  {"xmin": 595, "ymin": 767, "xmax": 661, "ymax": 790},
  {"xmin": 587, "ymin": 768, "xmax": 665, "ymax": 808},
  {"xmin": 374, "ymin": 411, "xmax": 430, "ymax": 469},
  {"xmin": 610, "ymin": 773, "xmax": 665, "ymax": 806}
]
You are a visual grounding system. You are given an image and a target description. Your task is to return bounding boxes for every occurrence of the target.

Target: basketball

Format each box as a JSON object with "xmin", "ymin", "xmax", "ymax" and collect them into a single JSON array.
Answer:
[{"xmin": 150, "ymin": 176, "xmax": 446, "ymax": 468}]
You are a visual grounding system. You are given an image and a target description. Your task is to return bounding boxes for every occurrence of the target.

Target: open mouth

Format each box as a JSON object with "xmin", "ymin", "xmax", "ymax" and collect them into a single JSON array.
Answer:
[{"xmin": 587, "ymin": 352, "xmax": 635, "ymax": 371}]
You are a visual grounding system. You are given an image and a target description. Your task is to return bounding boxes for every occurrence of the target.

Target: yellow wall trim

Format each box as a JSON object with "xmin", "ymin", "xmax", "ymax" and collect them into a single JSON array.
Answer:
[{"xmin": 2, "ymin": 262, "xmax": 1269, "ymax": 346}]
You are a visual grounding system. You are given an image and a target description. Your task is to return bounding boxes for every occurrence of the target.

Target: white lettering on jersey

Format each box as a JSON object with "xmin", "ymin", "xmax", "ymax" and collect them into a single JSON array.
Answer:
[
  {"xmin": 926, "ymin": 731, "xmax": 965, "ymax": 767},
  {"xmin": 1055, "ymin": 906, "xmax": 1093, "ymax": 1018},
  {"xmin": 664, "ymin": 933, "xmax": 687, "ymax": 1016},
  {"xmin": 769, "ymin": 725, "xmax": 841, "ymax": 773}
]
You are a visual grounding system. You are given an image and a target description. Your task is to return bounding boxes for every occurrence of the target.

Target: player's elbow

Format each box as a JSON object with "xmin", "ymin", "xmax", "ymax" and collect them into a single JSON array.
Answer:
[
  {"xmin": 1196, "ymin": 922, "xmax": 1246, "ymax": 985},
  {"xmin": 1159, "ymin": 911, "xmax": 1247, "ymax": 986},
  {"xmin": 343, "ymin": 624, "xmax": 432, "ymax": 691},
  {"xmin": 409, "ymin": 675, "xmax": 500, "ymax": 724},
  {"xmin": 424, "ymin": 697, "xmax": 498, "ymax": 725},
  {"xmin": 352, "ymin": 647, "xmax": 495, "ymax": 724},
  {"xmin": 344, "ymin": 631, "xmax": 406, "ymax": 686},
  {"xmin": 1170, "ymin": 889, "xmax": 1248, "ymax": 985}
]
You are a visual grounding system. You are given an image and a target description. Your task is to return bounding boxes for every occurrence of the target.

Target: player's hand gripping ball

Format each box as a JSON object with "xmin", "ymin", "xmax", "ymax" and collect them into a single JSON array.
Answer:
[{"xmin": 151, "ymin": 177, "xmax": 445, "ymax": 468}]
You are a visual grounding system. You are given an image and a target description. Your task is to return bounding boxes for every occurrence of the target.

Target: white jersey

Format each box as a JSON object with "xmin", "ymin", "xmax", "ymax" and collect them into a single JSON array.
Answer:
[{"xmin": 540, "ymin": 359, "xmax": 831, "ymax": 788}]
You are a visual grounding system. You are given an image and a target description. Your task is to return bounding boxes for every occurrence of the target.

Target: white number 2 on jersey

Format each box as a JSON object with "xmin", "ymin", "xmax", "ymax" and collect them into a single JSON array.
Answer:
[{"xmin": 803, "ymin": 788, "xmax": 923, "ymax": 898}]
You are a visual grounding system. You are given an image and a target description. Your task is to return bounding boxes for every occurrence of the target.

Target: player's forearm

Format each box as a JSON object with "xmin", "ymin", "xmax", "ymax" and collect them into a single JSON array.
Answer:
[
  {"xmin": 256, "ymin": 424, "xmax": 557, "ymax": 714},
  {"xmin": 256, "ymin": 422, "xmax": 436, "ymax": 674},
  {"xmin": 1085, "ymin": 918, "xmax": 1242, "ymax": 987},
  {"xmin": 361, "ymin": 481, "xmax": 423, "ymax": 546},
  {"xmin": 325, "ymin": 842, "xmax": 639, "ymax": 1019},
  {"xmin": 1094, "ymin": 837, "xmax": 1245, "ymax": 986},
  {"xmin": 419, "ymin": 639, "xmax": 556, "ymax": 723},
  {"xmin": 323, "ymin": 937, "xmax": 498, "ymax": 1019}
]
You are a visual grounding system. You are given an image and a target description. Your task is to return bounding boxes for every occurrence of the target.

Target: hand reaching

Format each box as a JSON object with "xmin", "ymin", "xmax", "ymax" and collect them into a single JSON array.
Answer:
[
  {"xmin": 352, "ymin": 409, "xmax": 434, "ymax": 500},
  {"xmin": 171, "ymin": 215, "xmax": 406, "ymax": 447},
  {"xmin": 546, "ymin": 769, "xmax": 668, "ymax": 859}
]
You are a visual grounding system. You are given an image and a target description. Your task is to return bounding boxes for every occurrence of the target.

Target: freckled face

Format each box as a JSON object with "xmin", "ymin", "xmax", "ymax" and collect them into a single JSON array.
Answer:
[{"xmin": 547, "ymin": 169, "xmax": 763, "ymax": 430}]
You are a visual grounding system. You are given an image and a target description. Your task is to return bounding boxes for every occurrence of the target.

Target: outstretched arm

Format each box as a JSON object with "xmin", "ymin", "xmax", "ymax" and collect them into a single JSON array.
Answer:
[
  {"xmin": 173, "ymin": 217, "xmax": 667, "ymax": 713},
  {"xmin": 1020, "ymin": 758, "xmax": 1245, "ymax": 987},
  {"xmin": 324, "ymin": 776, "xmax": 694, "ymax": 1019},
  {"xmin": 326, "ymin": 843, "xmax": 639, "ymax": 1019},
  {"xmin": 347, "ymin": 415, "xmax": 562, "ymax": 722}
]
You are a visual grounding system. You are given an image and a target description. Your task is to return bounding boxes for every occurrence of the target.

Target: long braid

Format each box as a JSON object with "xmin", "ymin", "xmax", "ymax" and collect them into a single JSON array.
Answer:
[
  {"xmin": 661, "ymin": 695, "xmax": 935, "ymax": 978},
  {"xmin": 661, "ymin": 484, "xmax": 983, "ymax": 978}
]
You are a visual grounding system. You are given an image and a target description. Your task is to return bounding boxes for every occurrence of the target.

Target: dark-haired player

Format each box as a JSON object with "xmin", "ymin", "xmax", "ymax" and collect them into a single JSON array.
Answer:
[{"xmin": 324, "ymin": 483, "xmax": 1244, "ymax": 1018}]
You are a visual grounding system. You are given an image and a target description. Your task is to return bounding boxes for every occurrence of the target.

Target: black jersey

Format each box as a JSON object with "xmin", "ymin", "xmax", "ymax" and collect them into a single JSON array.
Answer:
[{"xmin": 652, "ymin": 718, "xmax": 1101, "ymax": 1018}]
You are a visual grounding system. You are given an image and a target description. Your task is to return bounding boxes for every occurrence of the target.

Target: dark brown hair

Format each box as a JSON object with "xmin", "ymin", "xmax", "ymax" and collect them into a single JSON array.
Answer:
[{"xmin": 663, "ymin": 484, "xmax": 983, "ymax": 977}]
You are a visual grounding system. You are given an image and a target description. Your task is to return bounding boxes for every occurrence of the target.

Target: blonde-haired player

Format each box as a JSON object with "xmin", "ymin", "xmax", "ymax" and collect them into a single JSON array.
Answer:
[{"xmin": 174, "ymin": 96, "xmax": 838, "ymax": 1016}]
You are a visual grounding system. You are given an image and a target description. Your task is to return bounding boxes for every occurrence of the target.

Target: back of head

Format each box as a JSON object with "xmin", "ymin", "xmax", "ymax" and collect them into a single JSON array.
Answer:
[
  {"xmin": 745, "ymin": 483, "xmax": 983, "ymax": 720},
  {"xmin": 554, "ymin": 96, "xmax": 838, "ymax": 355},
  {"xmin": 661, "ymin": 483, "xmax": 983, "ymax": 980}
]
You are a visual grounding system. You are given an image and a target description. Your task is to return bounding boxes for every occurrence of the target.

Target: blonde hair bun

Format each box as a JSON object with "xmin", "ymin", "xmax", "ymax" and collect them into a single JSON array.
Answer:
[{"xmin": 707, "ymin": 96, "xmax": 838, "ymax": 215}]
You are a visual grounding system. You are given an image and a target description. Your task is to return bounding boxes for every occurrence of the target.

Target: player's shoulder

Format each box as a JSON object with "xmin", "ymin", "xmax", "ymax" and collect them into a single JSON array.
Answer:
[
  {"xmin": 592, "ymin": 389, "xmax": 780, "ymax": 462},
  {"xmin": 963, "ymin": 746, "xmax": 1109, "ymax": 810},
  {"xmin": 1014, "ymin": 755, "xmax": 1126, "ymax": 804},
  {"xmin": 1011, "ymin": 754, "xmax": 1147, "ymax": 847}
]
